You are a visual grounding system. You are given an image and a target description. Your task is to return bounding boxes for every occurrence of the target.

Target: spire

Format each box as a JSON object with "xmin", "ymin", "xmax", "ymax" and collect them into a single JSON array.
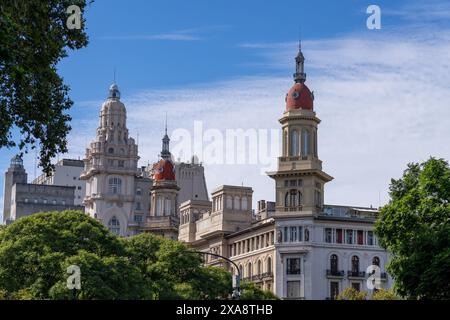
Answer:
[
  {"xmin": 293, "ymin": 38, "xmax": 306, "ymax": 83},
  {"xmin": 160, "ymin": 115, "xmax": 171, "ymax": 161}
]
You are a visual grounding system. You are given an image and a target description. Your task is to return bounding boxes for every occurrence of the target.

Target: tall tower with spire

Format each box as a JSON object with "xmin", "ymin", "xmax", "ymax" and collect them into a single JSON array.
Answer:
[
  {"xmin": 81, "ymin": 83, "xmax": 140, "ymax": 236},
  {"xmin": 268, "ymin": 44, "xmax": 333, "ymax": 216},
  {"xmin": 145, "ymin": 126, "xmax": 180, "ymax": 240}
]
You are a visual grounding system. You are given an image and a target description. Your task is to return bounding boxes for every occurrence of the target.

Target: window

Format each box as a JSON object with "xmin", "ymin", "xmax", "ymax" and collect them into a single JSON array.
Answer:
[
  {"xmin": 135, "ymin": 202, "xmax": 141, "ymax": 211},
  {"xmin": 346, "ymin": 229, "xmax": 353, "ymax": 244},
  {"xmin": 315, "ymin": 190, "xmax": 321, "ymax": 207},
  {"xmin": 247, "ymin": 263, "xmax": 252, "ymax": 278},
  {"xmin": 286, "ymin": 258, "xmax": 301, "ymax": 275},
  {"xmin": 43, "ymin": 199, "xmax": 47, "ymax": 204},
  {"xmin": 24, "ymin": 198, "xmax": 29, "ymax": 203},
  {"xmin": 284, "ymin": 180, "xmax": 289, "ymax": 187},
  {"xmin": 241, "ymin": 197, "xmax": 248, "ymax": 210},
  {"xmin": 325, "ymin": 228, "xmax": 332, "ymax": 243},
  {"xmin": 372, "ymin": 256, "xmax": 380, "ymax": 267},
  {"xmin": 290, "ymin": 226, "xmax": 297, "ymax": 242},
  {"xmin": 367, "ymin": 231, "xmax": 374, "ymax": 245},
  {"xmin": 257, "ymin": 260, "xmax": 262, "ymax": 275},
  {"xmin": 290, "ymin": 130, "xmax": 299, "ymax": 156},
  {"xmin": 287, "ymin": 281, "xmax": 301, "ymax": 298},
  {"xmin": 356, "ymin": 230, "xmax": 363, "ymax": 245},
  {"xmin": 330, "ymin": 254, "xmax": 338, "ymax": 273},
  {"xmin": 77, "ymin": 186, "xmax": 82, "ymax": 190},
  {"xmin": 233, "ymin": 196, "xmax": 240, "ymax": 210},
  {"xmin": 223, "ymin": 196, "xmax": 231, "ymax": 209},
  {"xmin": 330, "ymin": 282, "xmax": 339, "ymax": 300},
  {"xmin": 136, "ymin": 188, "xmax": 142, "ymax": 196},
  {"xmin": 52, "ymin": 200, "xmax": 57, "ymax": 205},
  {"xmin": 118, "ymin": 160, "xmax": 125, "ymax": 168},
  {"xmin": 284, "ymin": 227, "xmax": 288, "ymax": 242},
  {"xmin": 134, "ymin": 215, "xmax": 143, "ymax": 223},
  {"xmin": 108, "ymin": 216, "xmax": 120, "ymax": 235},
  {"xmin": 34, "ymin": 199, "xmax": 38, "ymax": 203},
  {"xmin": 302, "ymin": 129, "xmax": 310, "ymax": 155},
  {"xmin": 351, "ymin": 256, "xmax": 360, "ymax": 273},
  {"xmin": 108, "ymin": 177, "xmax": 122, "ymax": 194},
  {"xmin": 352, "ymin": 282, "xmax": 361, "ymax": 291},
  {"xmin": 304, "ymin": 228, "xmax": 310, "ymax": 242},
  {"xmin": 298, "ymin": 226, "xmax": 303, "ymax": 242},
  {"xmin": 336, "ymin": 229, "xmax": 343, "ymax": 244},
  {"xmin": 267, "ymin": 257, "xmax": 272, "ymax": 273},
  {"xmin": 108, "ymin": 147, "xmax": 114, "ymax": 154},
  {"xmin": 61, "ymin": 200, "xmax": 66, "ymax": 205},
  {"xmin": 290, "ymin": 180, "xmax": 297, "ymax": 187}
]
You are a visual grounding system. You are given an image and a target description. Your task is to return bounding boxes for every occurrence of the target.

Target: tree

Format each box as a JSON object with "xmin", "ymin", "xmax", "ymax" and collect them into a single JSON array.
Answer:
[
  {"xmin": 371, "ymin": 288, "xmax": 400, "ymax": 300},
  {"xmin": 239, "ymin": 281, "xmax": 278, "ymax": 300},
  {"xmin": 0, "ymin": 210, "xmax": 144, "ymax": 299},
  {"xmin": 336, "ymin": 287, "xmax": 367, "ymax": 300},
  {"xmin": 375, "ymin": 157, "xmax": 450, "ymax": 299},
  {"xmin": 0, "ymin": 0, "xmax": 91, "ymax": 174}
]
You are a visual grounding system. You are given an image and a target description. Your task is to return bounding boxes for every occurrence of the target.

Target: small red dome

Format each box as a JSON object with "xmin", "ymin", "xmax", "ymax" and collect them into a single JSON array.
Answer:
[
  {"xmin": 153, "ymin": 159, "xmax": 176, "ymax": 181},
  {"xmin": 286, "ymin": 83, "xmax": 313, "ymax": 111}
]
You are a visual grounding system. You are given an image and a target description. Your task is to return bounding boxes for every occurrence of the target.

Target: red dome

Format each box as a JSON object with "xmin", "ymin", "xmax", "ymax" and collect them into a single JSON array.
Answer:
[
  {"xmin": 153, "ymin": 159, "xmax": 176, "ymax": 181},
  {"xmin": 286, "ymin": 83, "xmax": 314, "ymax": 111}
]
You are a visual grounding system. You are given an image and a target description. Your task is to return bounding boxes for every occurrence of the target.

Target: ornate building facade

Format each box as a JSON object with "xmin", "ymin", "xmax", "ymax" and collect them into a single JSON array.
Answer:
[{"xmin": 178, "ymin": 45, "xmax": 392, "ymax": 299}]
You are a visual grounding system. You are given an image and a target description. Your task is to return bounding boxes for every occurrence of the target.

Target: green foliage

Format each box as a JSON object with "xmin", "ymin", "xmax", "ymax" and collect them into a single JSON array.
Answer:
[
  {"xmin": 336, "ymin": 287, "xmax": 367, "ymax": 300},
  {"xmin": 239, "ymin": 281, "xmax": 279, "ymax": 300},
  {"xmin": 0, "ymin": 210, "xmax": 137, "ymax": 299},
  {"xmin": 375, "ymin": 157, "xmax": 450, "ymax": 300},
  {"xmin": 371, "ymin": 288, "xmax": 400, "ymax": 300},
  {"xmin": 0, "ymin": 0, "xmax": 92, "ymax": 174}
]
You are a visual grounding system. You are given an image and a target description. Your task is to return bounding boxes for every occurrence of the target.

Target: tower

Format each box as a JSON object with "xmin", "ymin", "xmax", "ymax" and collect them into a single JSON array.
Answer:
[
  {"xmin": 80, "ymin": 84, "xmax": 140, "ymax": 236},
  {"xmin": 3, "ymin": 155, "xmax": 28, "ymax": 223},
  {"xmin": 146, "ymin": 130, "xmax": 180, "ymax": 240},
  {"xmin": 268, "ymin": 45, "xmax": 333, "ymax": 216}
]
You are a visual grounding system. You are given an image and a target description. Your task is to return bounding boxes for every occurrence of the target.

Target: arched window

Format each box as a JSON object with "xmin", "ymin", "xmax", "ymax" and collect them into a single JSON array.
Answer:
[
  {"xmin": 241, "ymin": 197, "xmax": 248, "ymax": 210},
  {"xmin": 108, "ymin": 147, "xmax": 114, "ymax": 154},
  {"xmin": 302, "ymin": 129, "xmax": 310, "ymax": 156},
  {"xmin": 108, "ymin": 216, "xmax": 120, "ymax": 235},
  {"xmin": 372, "ymin": 256, "xmax": 380, "ymax": 267},
  {"xmin": 257, "ymin": 260, "xmax": 262, "ymax": 275},
  {"xmin": 290, "ymin": 130, "xmax": 299, "ymax": 156},
  {"xmin": 330, "ymin": 254, "xmax": 338, "ymax": 273},
  {"xmin": 226, "ymin": 196, "xmax": 233, "ymax": 209},
  {"xmin": 284, "ymin": 130, "xmax": 288, "ymax": 156},
  {"xmin": 351, "ymin": 256, "xmax": 360, "ymax": 273},
  {"xmin": 165, "ymin": 198, "xmax": 172, "ymax": 215},
  {"xmin": 156, "ymin": 197, "xmax": 163, "ymax": 216},
  {"xmin": 234, "ymin": 196, "xmax": 240, "ymax": 210},
  {"xmin": 267, "ymin": 257, "xmax": 272, "ymax": 273},
  {"xmin": 108, "ymin": 177, "xmax": 122, "ymax": 194},
  {"xmin": 284, "ymin": 192, "xmax": 289, "ymax": 207},
  {"xmin": 247, "ymin": 262, "xmax": 252, "ymax": 277}
]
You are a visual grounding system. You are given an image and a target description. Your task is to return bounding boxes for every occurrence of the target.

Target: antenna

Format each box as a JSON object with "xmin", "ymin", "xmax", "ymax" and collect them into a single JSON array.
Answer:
[
  {"xmin": 113, "ymin": 67, "xmax": 116, "ymax": 84},
  {"xmin": 165, "ymin": 112, "xmax": 168, "ymax": 135},
  {"xmin": 298, "ymin": 26, "xmax": 302, "ymax": 51}
]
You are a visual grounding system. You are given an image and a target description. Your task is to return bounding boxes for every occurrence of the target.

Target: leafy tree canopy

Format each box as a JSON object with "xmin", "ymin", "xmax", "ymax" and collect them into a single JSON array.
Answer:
[
  {"xmin": 375, "ymin": 157, "xmax": 450, "ymax": 299},
  {"xmin": 0, "ymin": 0, "xmax": 91, "ymax": 174}
]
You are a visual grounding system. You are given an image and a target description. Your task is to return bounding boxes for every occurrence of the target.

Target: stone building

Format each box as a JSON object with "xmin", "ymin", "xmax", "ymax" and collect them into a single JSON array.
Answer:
[
  {"xmin": 2, "ymin": 155, "xmax": 83, "ymax": 224},
  {"xmin": 178, "ymin": 45, "xmax": 392, "ymax": 299}
]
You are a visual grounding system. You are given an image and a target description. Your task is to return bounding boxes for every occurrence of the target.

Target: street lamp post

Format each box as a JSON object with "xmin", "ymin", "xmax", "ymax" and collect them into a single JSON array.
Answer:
[{"xmin": 192, "ymin": 250, "xmax": 241, "ymax": 300}]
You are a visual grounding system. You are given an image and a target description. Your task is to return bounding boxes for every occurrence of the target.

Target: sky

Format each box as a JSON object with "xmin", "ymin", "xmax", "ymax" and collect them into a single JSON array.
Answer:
[{"xmin": 1, "ymin": 0, "xmax": 450, "ymax": 221}]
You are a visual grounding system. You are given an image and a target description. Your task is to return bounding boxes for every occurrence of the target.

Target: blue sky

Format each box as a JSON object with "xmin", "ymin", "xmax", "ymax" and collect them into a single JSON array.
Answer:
[{"xmin": 1, "ymin": 0, "xmax": 450, "ymax": 221}]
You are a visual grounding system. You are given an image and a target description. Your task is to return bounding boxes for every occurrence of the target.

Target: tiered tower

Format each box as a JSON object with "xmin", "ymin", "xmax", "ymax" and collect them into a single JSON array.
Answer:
[
  {"xmin": 3, "ymin": 155, "xmax": 28, "ymax": 223},
  {"xmin": 80, "ymin": 84, "xmax": 139, "ymax": 236},
  {"xmin": 268, "ymin": 44, "xmax": 333, "ymax": 216}
]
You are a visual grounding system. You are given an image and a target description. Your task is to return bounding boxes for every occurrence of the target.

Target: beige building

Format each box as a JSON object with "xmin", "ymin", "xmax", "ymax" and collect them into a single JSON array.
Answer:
[{"xmin": 178, "ymin": 45, "xmax": 392, "ymax": 299}]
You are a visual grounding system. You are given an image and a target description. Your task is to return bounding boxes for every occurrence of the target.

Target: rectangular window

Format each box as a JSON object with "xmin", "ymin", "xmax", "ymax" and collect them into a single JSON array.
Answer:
[
  {"xmin": 336, "ymin": 229, "xmax": 343, "ymax": 243},
  {"xmin": 290, "ymin": 226, "xmax": 297, "ymax": 242},
  {"xmin": 134, "ymin": 215, "xmax": 143, "ymax": 223},
  {"xmin": 290, "ymin": 180, "xmax": 297, "ymax": 187},
  {"xmin": 118, "ymin": 160, "xmax": 125, "ymax": 168},
  {"xmin": 367, "ymin": 231, "xmax": 374, "ymax": 245},
  {"xmin": 330, "ymin": 282, "xmax": 339, "ymax": 300},
  {"xmin": 287, "ymin": 281, "xmax": 301, "ymax": 298},
  {"xmin": 346, "ymin": 229, "xmax": 353, "ymax": 244},
  {"xmin": 325, "ymin": 228, "xmax": 333, "ymax": 243},
  {"xmin": 286, "ymin": 258, "xmax": 301, "ymax": 275},
  {"xmin": 284, "ymin": 180, "xmax": 289, "ymax": 187},
  {"xmin": 352, "ymin": 282, "xmax": 361, "ymax": 291},
  {"xmin": 284, "ymin": 227, "xmax": 289, "ymax": 242},
  {"xmin": 357, "ymin": 230, "xmax": 364, "ymax": 245},
  {"xmin": 298, "ymin": 226, "xmax": 303, "ymax": 242}
]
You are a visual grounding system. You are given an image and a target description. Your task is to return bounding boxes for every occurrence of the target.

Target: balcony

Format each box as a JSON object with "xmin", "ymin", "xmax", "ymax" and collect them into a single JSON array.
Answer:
[
  {"xmin": 347, "ymin": 271, "xmax": 366, "ymax": 278},
  {"xmin": 326, "ymin": 269, "xmax": 345, "ymax": 277},
  {"xmin": 242, "ymin": 272, "xmax": 274, "ymax": 282}
]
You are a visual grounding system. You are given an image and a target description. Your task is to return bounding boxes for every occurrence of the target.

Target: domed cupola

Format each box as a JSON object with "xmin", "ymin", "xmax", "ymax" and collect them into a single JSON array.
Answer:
[{"xmin": 285, "ymin": 42, "xmax": 314, "ymax": 111}]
